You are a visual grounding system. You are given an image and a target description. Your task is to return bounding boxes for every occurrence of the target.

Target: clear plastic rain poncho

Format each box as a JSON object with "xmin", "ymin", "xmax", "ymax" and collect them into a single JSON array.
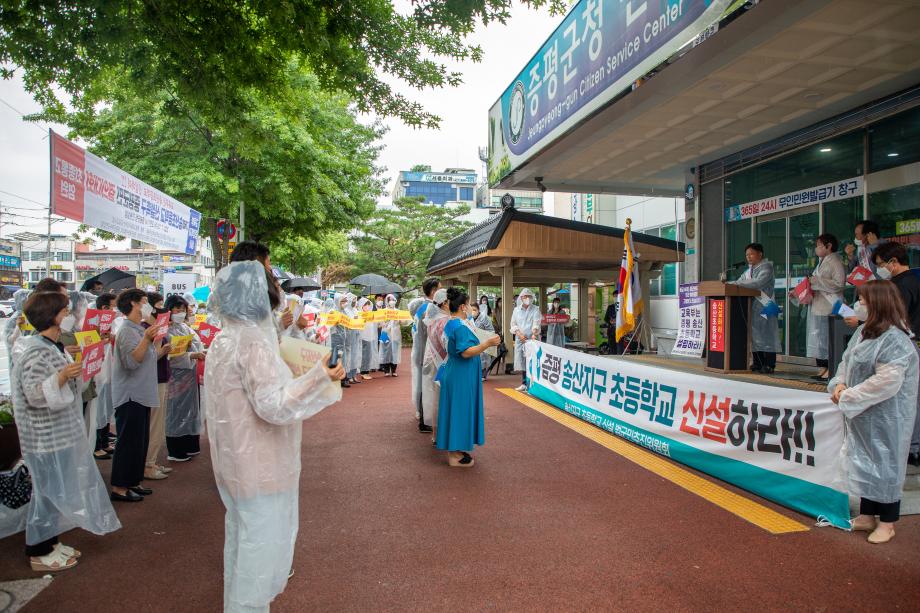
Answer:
[
  {"xmin": 344, "ymin": 294, "xmax": 362, "ymax": 376},
  {"xmin": 4, "ymin": 289, "xmax": 31, "ymax": 370},
  {"xmin": 806, "ymin": 252, "xmax": 846, "ymax": 360},
  {"xmin": 204, "ymin": 261, "xmax": 342, "ymax": 612},
  {"xmin": 10, "ymin": 334, "xmax": 121, "ymax": 544},
  {"xmin": 408, "ymin": 296, "xmax": 429, "ymax": 419},
  {"xmin": 329, "ymin": 295, "xmax": 349, "ymax": 370},
  {"xmin": 472, "ymin": 308, "xmax": 495, "ymax": 372},
  {"xmin": 357, "ymin": 297, "xmax": 379, "ymax": 372},
  {"xmin": 166, "ymin": 314, "xmax": 204, "ymax": 437},
  {"xmin": 379, "ymin": 294, "xmax": 403, "ymax": 365},
  {"xmin": 510, "ymin": 288, "xmax": 542, "ymax": 371},
  {"xmin": 828, "ymin": 325, "xmax": 919, "ymax": 504},
  {"xmin": 545, "ymin": 303, "xmax": 566, "ymax": 348},
  {"xmin": 421, "ymin": 290, "xmax": 450, "ymax": 428},
  {"xmin": 732, "ymin": 260, "xmax": 782, "ymax": 353}
]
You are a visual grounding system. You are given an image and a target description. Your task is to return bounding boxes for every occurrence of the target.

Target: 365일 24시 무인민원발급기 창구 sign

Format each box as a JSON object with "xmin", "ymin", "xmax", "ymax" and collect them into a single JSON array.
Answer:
[{"xmin": 50, "ymin": 131, "xmax": 202, "ymax": 255}]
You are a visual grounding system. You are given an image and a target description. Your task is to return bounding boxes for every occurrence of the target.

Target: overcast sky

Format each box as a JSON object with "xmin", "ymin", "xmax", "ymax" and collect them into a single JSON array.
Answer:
[{"xmin": 0, "ymin": 2, "xmax": 562, "ymax": 240}]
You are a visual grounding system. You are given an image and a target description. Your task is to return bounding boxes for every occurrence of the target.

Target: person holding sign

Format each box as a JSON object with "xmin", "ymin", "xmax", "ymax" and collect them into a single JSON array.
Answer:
[
  {"xmin": 829, "ymin": 281, "xmax": 918, "ymax": 544},
  {"xmin": 110, "ymin": 289, "xmax": 167, "ymax": 502},
  {"xmin": 470, "ymin": 302, "xmax": 495, "ymax": 380},
  {"xmin": 11, "ymin": 290, "xmax": 120, "ymax": 572},
  {"xmin": 379, "ymin": 294, "xmax": 403, "ymax": 377},
  {"xmin": 545, "ymin": 296, "xmax": 566, "ymax": 347},
  {"xmin": 204, "ymin": 260, "xmax": 344, "ymax": 612},
  {"xmin": 436, "ymin": 288, "xmax": 501, "ymax": 467},
  {"xmin": 844, "ymin": 220, "xmax": 884, "ymax": 276},
  {"xmin": 4, "ymin": 288, "xmax": 31, "ymax": 371},
  {"xmin": 729, "ymin": 243, "xmax": 782, "ymax": 374},
  {"xmin": 357, "ymin": 297, "xmax": 379, "ymax": 380},
  {"xmin": 164, "ymin": 295, "xmax": 206, "ymax": 463},
  {"xmin": 806, "ymin": 234, "xmax": 846, "ymax": 381}
]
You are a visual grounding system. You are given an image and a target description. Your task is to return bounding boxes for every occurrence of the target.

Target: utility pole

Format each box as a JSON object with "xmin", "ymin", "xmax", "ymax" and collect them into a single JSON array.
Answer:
[
  {"xmin": 238, "ymin": 175, "xmax": 245, "ymax": 242},
  {"xmin": 45, "ymin": 203, "xmax": 52, "ymax": 280}
]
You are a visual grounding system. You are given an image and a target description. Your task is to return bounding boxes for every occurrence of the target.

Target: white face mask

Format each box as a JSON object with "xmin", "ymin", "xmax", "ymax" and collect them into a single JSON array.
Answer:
[
  {"xmin": 854, "ymin": 238, "xmax": 863, "ymax": 247},
  {"xmin": 876, "ymin": 266, "xmax": 892, "ymax": 280},
  {"xmin": 376, "ymin": 301, "xmax": 383, "ymax": 308},
  {"xmin": 854, "ymin": 302, "xmax": 868, "ymax": 320},
  {"xmin": 171, "ymin": 312, "xmax": 187, "ymax": 323},
  {"xmin": 59, "ymin": 314, "xmax": 76, "ymax": 331},
  {"xmin": 388, "ymin": 300, "xmax": 396, "ymax": 307},
  {"xmin": 522, "ymin": 297, "xmax": 532, "ymax": 306},
  {"xmin": 140, "ymin": 303, "xmax": 153, "ymax": 318}
]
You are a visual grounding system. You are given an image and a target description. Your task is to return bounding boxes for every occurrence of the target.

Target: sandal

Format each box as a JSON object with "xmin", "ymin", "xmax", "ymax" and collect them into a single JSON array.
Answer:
[
  {"xmin": 30, "ymin": 548, "xmax": 78, "ymax": 572},
  {"xmin": 55, "ymin": 542, "xmax": 81, "ymax": 559},
  {"xmin": 448, "ymin": 452, "xmax": 475, "ymax": 468}
]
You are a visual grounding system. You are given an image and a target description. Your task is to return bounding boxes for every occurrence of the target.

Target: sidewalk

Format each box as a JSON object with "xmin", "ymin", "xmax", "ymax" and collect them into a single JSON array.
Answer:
[{"xmin": 1, "ymin": 364, "xmax": 919, "ymax": 611}]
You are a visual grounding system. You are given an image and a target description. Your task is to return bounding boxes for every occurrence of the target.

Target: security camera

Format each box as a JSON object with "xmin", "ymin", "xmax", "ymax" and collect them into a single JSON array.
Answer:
[{"xmin": 535, "ymin": 176, "xmax": 547, "ymax": 193}]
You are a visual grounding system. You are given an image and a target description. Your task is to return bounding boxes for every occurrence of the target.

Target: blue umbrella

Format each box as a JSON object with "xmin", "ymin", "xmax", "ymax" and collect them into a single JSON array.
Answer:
[{"xmin": 192, "ymin": 286, "xmax": 211, "ymax": 302}]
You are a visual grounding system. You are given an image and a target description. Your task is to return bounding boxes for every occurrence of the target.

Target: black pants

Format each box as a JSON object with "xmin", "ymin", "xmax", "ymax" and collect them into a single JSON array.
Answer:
[
  {"xmin": 380, "ymin": 363, "xmax": 398, "ymax": 374},
  {"xmin": 816, "ymin": 358, "xmax": 829, "ymax": 368},
  {"xmin": 860, "ymin": 497, "xmax": 900, "ymax": 522},
  {"xmin": 25, "ymin": 535, "xmax": 58, "ymax": 557},
  {"xmin": 111, "ymin": 401, "xmax": 150, "ymax": 488},
  {"xmin": 167, "ymin": 434, "xmax": 200, "ymax": 459},
  {"xmin": 752, "ymin": 352, "xmax": 776, "ymax": 370},
  {"xmin": 95, "ymin": 425, "xmax": 110, "ymax": 452}
]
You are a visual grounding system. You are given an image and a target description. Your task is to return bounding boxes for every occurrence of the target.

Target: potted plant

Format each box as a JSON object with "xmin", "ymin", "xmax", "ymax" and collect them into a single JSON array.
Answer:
[{"xmin": 0, "ymin": 395, "xmax": 21, "ymax": 471}]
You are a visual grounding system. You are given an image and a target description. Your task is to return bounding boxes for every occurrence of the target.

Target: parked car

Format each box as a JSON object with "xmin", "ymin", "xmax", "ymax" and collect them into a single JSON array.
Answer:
[{"xmin": 0, "ymin": 300, "xmax": 15, "ymax": 318}]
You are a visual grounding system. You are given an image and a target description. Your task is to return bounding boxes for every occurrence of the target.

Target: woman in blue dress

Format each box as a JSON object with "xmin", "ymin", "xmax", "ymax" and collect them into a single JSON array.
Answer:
[{"xmin": 436, "ymin": 288, "xmax": 501, "ymax": 467}]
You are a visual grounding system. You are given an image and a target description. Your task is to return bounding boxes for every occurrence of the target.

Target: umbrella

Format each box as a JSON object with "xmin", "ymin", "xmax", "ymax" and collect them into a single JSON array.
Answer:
[
  {"xmin": 349, "ymin": 273, "xmax": 404, "ymax": 296},
  {"xmin": 192, "ymin": 286, "xmax": 211, "ymax": 302},
  {"xmin": 80, "ymin": 268, "xmax": 136, "ymax": 292},
  {"xmin": 282, "ymin": 277, "xmax": 320, "ymax": 292}
]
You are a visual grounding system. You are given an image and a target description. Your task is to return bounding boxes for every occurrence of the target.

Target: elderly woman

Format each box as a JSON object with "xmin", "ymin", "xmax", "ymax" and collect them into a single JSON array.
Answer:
[
  {"xmin": 204, "ymin": 260, "xmax": 344, "ymax": 613},
  {"xmin": 829, "ymin": 281, "xmax": 919, "ymax": 544},
  {"xmin": 330, "ymin": 294, "xmax": 351, "ymax": 387},
  {"xmin": 164, "ymin": 294, "xmax": 206, "ymax": 463},
  {"xmin": 12, "ymin": 291, "xmax": 121, "ymax": 571},
  {"xmin": 357, "ymin": 297, "xmax": 379, "ymax": 379},
  {"xmin": 807, "ymin": 233, "xmax": 846, "ymax": 380}
]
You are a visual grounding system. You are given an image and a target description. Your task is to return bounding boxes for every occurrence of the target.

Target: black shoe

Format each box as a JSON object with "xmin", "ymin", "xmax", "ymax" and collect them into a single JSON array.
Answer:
[
  {"xmin": 93, "ymin": 451, "xmax": 112, "ymax": 460},
  {"xmin": 908, "ymin": 452, "xmax": 920, "ymax": 467},
  {"xmin": 750, "ymin": 365, "xmax": 762, "ymax": 373},
  {"xmin": 111, "ymin": 490, "xmax": 143, "ymax": 502},
  {"xmin": 341, "ymin": 381, "xmax": 351, "ymax": 388},
  {"xmin": 418, "ymin": 424, "xmax": 433, "ymax": 433},
  {"xmin": 130, "ymin": 485, "xmax": 153, "ymax": 496},
  {"xmin": 762, "ymin": 366, "xmax": 775, "ymax": 374}
]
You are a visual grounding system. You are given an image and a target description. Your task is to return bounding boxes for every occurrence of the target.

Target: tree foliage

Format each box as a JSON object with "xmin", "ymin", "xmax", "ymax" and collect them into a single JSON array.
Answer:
[
  {"xmin": 61, "ymin": 66, "xmax": 383, "ymax": 269},
  {"xmin": 271, "ymin": 233, "xmax": 348, "ymax": 277},
  {"xmin": 349, "ymin": 197, "xmax": 473, "ymax": 291},
  {"xmin": 0, "ymin": 0, "xmax": 564, "ymax": 128},
  {"xmin": 410, "ymin": 164, "xmax": 432, "ymax": 172}
]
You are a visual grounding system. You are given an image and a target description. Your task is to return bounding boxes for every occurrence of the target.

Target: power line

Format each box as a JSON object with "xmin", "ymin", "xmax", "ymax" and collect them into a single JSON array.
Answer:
[
  {"xmin": 0, "ymin": 96, "xmax": 52, "ymax": 136},
  {"xmin": 0, "ymin": 188, "xmax": 48, "ymax": 209}
]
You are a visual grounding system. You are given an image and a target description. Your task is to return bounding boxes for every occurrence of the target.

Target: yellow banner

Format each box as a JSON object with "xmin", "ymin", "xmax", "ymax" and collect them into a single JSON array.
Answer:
[
  {"xmin": 320, "ymin": 309, "xmax": 410, "ymax": 326},
  {"xmin": 345, "ymin": 318, "xmax": 366, "ymax": 330},
  {"xmin": 169, "ymin": 334, "xmax": 194, "ymax": 357}
]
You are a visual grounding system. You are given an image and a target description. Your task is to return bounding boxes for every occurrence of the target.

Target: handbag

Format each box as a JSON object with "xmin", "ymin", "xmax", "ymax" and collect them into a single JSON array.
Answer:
[{"xmin": 0, "ymin": 462, "xmax": 32, "ymax": 509}]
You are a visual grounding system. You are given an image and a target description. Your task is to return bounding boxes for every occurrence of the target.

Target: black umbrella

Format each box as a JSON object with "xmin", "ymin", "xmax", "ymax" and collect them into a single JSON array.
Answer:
[
  {"xmin": 80, "ymin": 268, "xmax": 136, "ymax": 292},
  {"xmin": 281, "ymin": 277, "xmax": 321, "ymax": 292},
  {"xmin": 349, "ymin": 273, "xmax": 404, "ymax": 296}
]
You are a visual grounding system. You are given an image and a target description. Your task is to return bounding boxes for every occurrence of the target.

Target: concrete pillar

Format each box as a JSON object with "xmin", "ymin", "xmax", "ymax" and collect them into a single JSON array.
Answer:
[
  {"xmin": 502, "ymin": 264, "xmax": 514, "ymax": 355},
  {"xmin": 539, "ymin": 284, "xmax": 548, "ymax": 313},
  {"xmin": 468, "ymin": 273, "xmax": 478, "ymax": 306},
  {"xmin": 577, "ymin": 280, "xmax": 589, "ymax": 343}
]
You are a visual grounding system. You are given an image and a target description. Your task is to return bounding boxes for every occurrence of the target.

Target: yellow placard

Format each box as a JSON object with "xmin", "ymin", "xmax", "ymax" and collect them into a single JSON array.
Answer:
[
  {"xmin": 193, "ymin": 313, "xmax": 207, "ymax": 329},
  {"xmin": 74, "ymin": 330, "xmax": 101, "ymax": 348},
  {"xmin": 279, "ymin": 336, "xmax": 331, "ymax": 377},
  {"xmin": 169, "ymin": 334, "xmax": 194, "ymax": 357},
  {"xmin": 19, "ymin": 318, "xmax": 34, "ymax": 332},
  {"xmin": 345, "ymin": 318, "xmax": 366, "ymax": 330}
]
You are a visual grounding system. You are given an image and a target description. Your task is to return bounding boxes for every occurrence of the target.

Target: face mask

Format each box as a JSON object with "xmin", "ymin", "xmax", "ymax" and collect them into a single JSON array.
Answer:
[
  {"xmin": 388, "ymin": 300, "xmax": 396, "ymax": 307},
  {"xmin": 854, "ymin": 238, "xmax": 863, "ymax": 247},
  {"xmin": 140, "ymin": 303, "xmax": 153, "ymax": 318},
  {"xmin": 376, "ymin": 301, "xmax": 383, "ymax": 308},
  {"xmin": 522, "ymin": 298, "xmax": 532, "ymax": 306},
  {"xmin": 59, "ymin": 314, "xmax": 75, "ymax": 331},
  {"xmin": 876, "ymin": 266, "xmax": 892, "ymax": 280},
  {"xmin": 854, "ymin": 302, "xmax": 868, "ymax": 320},
  {"xmin": 171, "ymin": 312, "xmax": 187, "ymax": 323}
]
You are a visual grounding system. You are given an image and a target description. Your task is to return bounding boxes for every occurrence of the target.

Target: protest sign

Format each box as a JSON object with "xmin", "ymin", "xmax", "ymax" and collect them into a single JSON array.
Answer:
[
  {"xmin": 82, "ymin": 309, "xmax": 116, "ymax": 335},
  {"xmin": 169, "ymin": 334, "xmax": 193, "ymax": 357},
  {"xmin": 672, "ymin": 283, "xmax": 705, "ymax": 358},
  {"xmin": 279, "ymin": 337, "xmax": 331, "ymax": 376},
  {"xmin": 525, "ymin": 341, "xmax": 849, "ymax": 528},
  {"xmin": 81, "ymin": 341, "xmax": 106, "ymax": 382},
  {"xmin": 195, "ymin": 322, "xmax": 220, "ymax": 347}
]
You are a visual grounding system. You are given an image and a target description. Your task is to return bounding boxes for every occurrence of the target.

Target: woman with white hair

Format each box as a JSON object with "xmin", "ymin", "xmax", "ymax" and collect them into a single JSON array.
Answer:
[
  {"xmin": 204, "ymin": 260, "xmax": 344, "ymax": 612},
  {"xmin": 510, "ymin": 287, "xmax": 542, "ymax": 392}
]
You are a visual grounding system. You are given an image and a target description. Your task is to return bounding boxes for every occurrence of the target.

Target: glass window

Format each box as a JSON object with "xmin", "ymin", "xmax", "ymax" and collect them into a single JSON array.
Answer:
[
  {"xmin": 788, "ymin": 212, "xmax": 820, "ymax": 358},
  {"xmin": 756, "ymin": 218, "xmax": 787, "ymax": 353},
  {"xmin": 660, "ymin": 224, "xmax": 677, "ymax": 296},
  {"xmin": 725, "ymin": 219, "xmax": 752, "ymax": 281},
  {"xmin": 868, "ymin": 105, "xmax": 920, "ymax": 172},
  {"xmin": 644, "ymin": 227, "xmax": 661, "ymax": 296},
  {"xmin": 725, "ymin": 130, "xmax": 863, "ymax": 207},
  {"xmin": 868, "ymin": 183, "xmax": 920, "ymax": 268}
]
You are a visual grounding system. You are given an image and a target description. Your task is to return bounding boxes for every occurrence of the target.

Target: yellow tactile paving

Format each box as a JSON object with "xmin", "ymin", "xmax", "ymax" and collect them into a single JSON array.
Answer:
[{"xmin": 498, "ymin": 388, "xmax": 810, "ymax": 535}]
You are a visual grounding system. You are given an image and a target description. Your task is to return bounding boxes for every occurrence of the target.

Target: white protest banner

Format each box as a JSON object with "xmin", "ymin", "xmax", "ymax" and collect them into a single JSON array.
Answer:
[
  {"xmin": 50, "ymin": 131, "xmax": 201, "ymax": 254},
  {"xmin": 525, "ymin": 341, "xmax": 849, "ymax": 528},
  {"xmin": 279, "ymin": 337, "xmax": 331, "ymax": 376},
  {"xmin": 671, "ymin": 283, "xmax": 705, "ymax": 358},
  {"xmin": 163, "ymin": 273, "xmax": 196, "ymax": 299}
]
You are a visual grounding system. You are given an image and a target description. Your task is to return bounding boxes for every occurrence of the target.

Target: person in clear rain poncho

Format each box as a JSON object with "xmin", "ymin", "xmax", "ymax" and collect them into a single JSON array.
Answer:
[
  {"xmin": 410, "ymin": 278, "xmax": 441, "ymax": 431},
  {"xmin": 4, "ymin": 288, "xmax": 32, "ymax": 370},
  {"xmin": 330, "ymin": 294, "xmax": 351, "ymax": 387},
  {"xmin": 510, "ymin": 287, "xmax": 542, "ymax": 392},
  {"xmin": 829, "ymin": 281, "xmax": 919, "ymax": 545},
  {"xmin": 204, "ymin": 260, "xmax": 344, "ymax": 613},
  {"xmin": 469, "ymin": 301, "xmax": 495, "ymax": 379},
  {"xmin": 729, "ymin": 242, "xmax": 782, "ymax": 374},
  {"xmin": 344, "ymin": 293, "xmax": 363, "ymax": 385},
  {"xmin": 164, "ymin": 294, "xmax": 206, "ymax": 462},
  {"xmin": 378, "ymin": 294, "xmax": 403, "ymax": 376},
  {"xmin": 11, "ymin": 290, "xmax": 121, "ymax": 572},
  {"xmin": 357, "ymin": 297, "xmax": 379, "ymax": 379},
  {"xmin": 545, "ymin": 296, "xmax": 566, "ymax": 348},
  {"xmin": 421, "ymin": 288, "xmax": 450, "ymax": 436}
]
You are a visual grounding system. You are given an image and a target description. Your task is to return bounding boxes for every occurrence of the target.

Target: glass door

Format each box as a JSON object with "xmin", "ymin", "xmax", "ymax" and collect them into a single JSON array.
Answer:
[
  {"xmin": 788, "ymin": 212, "xmax": 820, "ymax": 358},
  {"xmin": 756, "ymin": 219, "xmax": 787, "ymax": 354}
]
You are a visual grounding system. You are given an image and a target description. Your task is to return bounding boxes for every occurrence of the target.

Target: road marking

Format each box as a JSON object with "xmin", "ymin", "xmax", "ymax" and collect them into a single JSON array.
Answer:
[{"xmin": 498, "ymin": 388, "xmax": 810, "ymax": 535}]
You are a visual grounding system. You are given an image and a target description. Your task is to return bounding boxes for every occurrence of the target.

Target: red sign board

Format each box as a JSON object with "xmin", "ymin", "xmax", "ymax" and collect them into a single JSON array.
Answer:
[
  {"xmin": 709, "ymin": 299, "xmax": 725, "ymax": 353},
  {"xmin": 195, "ymin": 322, "xmax": 221, "ymax": 347},
  {"xmin": 542, "ymin": 313, "xmax": 571, "ymax": 325},
  {"xmin": 155, "ymin": 312, "xmax": 171, "ymax": 340},
  {"xmin": 81, "ymin": 341, "xmax": 106, "ymax": 382},
  {"xmin": 82, "ymin": 309, "xmax": 116, "ymax": 335},
  {"xmin": 847, "ymin": 265, "xmax": 873, "ymax": 287}
]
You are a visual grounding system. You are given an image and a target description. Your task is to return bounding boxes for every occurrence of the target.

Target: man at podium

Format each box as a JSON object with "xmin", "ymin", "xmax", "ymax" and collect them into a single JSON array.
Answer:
[{"xmin": 729, "ymin": 243, "xmax": 782, "ymax": 374}]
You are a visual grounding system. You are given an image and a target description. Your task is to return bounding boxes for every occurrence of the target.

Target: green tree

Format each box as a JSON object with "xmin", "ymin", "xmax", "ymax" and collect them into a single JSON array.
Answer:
[
  {"xmin": 63, "ymin": 66, "xmax": 383, "ymax": 269},
  {"xmin": 1, "ymin": 0, "xmax": 563, "ymax": 128},
  {"xmin": 349, "ymin": 196, "xmax": 473, "ymax": 291},
  {"xmin": 410, "ymin": 164, "xmax": 432, "ymax": 172},
  {"xmin": 272, "ymin": 233, "xmax": 348, "ymax": 276}
]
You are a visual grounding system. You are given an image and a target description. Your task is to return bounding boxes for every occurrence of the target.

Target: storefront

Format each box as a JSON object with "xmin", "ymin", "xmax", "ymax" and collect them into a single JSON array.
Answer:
[{"xmin": 701, "ymin": 91, "xmax": 920, "ymax": 362}]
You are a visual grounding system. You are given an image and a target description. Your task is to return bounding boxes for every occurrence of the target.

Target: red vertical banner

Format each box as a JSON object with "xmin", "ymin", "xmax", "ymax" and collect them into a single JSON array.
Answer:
[
  {"xmin": 50, "ymin": 131, "xmax": 86, "ymax": 221},
  {"xmin": 709, "ymin": 299, "xmax": 725, "ymax": 352}
]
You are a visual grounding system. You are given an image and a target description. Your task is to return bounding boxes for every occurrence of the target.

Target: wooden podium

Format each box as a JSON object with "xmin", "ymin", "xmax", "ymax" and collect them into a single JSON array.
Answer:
[{"xmin": 697, "ymin": 281, "xmax": 760, "ymax": 373}]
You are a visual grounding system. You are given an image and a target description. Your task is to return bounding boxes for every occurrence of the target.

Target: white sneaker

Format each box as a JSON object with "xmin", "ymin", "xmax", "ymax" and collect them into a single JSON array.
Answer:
[{"xmin": 515, "ymin": 384, "xmax": 527, "ymax": 392}]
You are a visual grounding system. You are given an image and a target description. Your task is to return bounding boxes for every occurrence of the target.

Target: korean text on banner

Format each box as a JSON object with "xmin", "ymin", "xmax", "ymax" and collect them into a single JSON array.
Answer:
[
  {"xmin": 709, "ymin": 299, "xmax": 725, "ymax": 352},
  {"xmin": 81, "ymin": 341, "xmax": 106, "ymax": 382},
  {"xmin": 279, "ymin": 337, "xmax": 331, "ymax": 376},
  {"xmin": 82, "ymin": 309, "xmax": 115, "ymax": 334},
  {"xmin": 524, "ymin": 341, "xmax": 849, "ymax": 528},
  {"xmin": 50, "ymin": 131, "xmax": 201, "ymax": 255},
  {"xmin": 155, "ymin": 313, "xmax": 170, "ymax": 341},
  {"xmin": 672, "ymin": 283, "xmax": 705, "ymax": 358}
]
